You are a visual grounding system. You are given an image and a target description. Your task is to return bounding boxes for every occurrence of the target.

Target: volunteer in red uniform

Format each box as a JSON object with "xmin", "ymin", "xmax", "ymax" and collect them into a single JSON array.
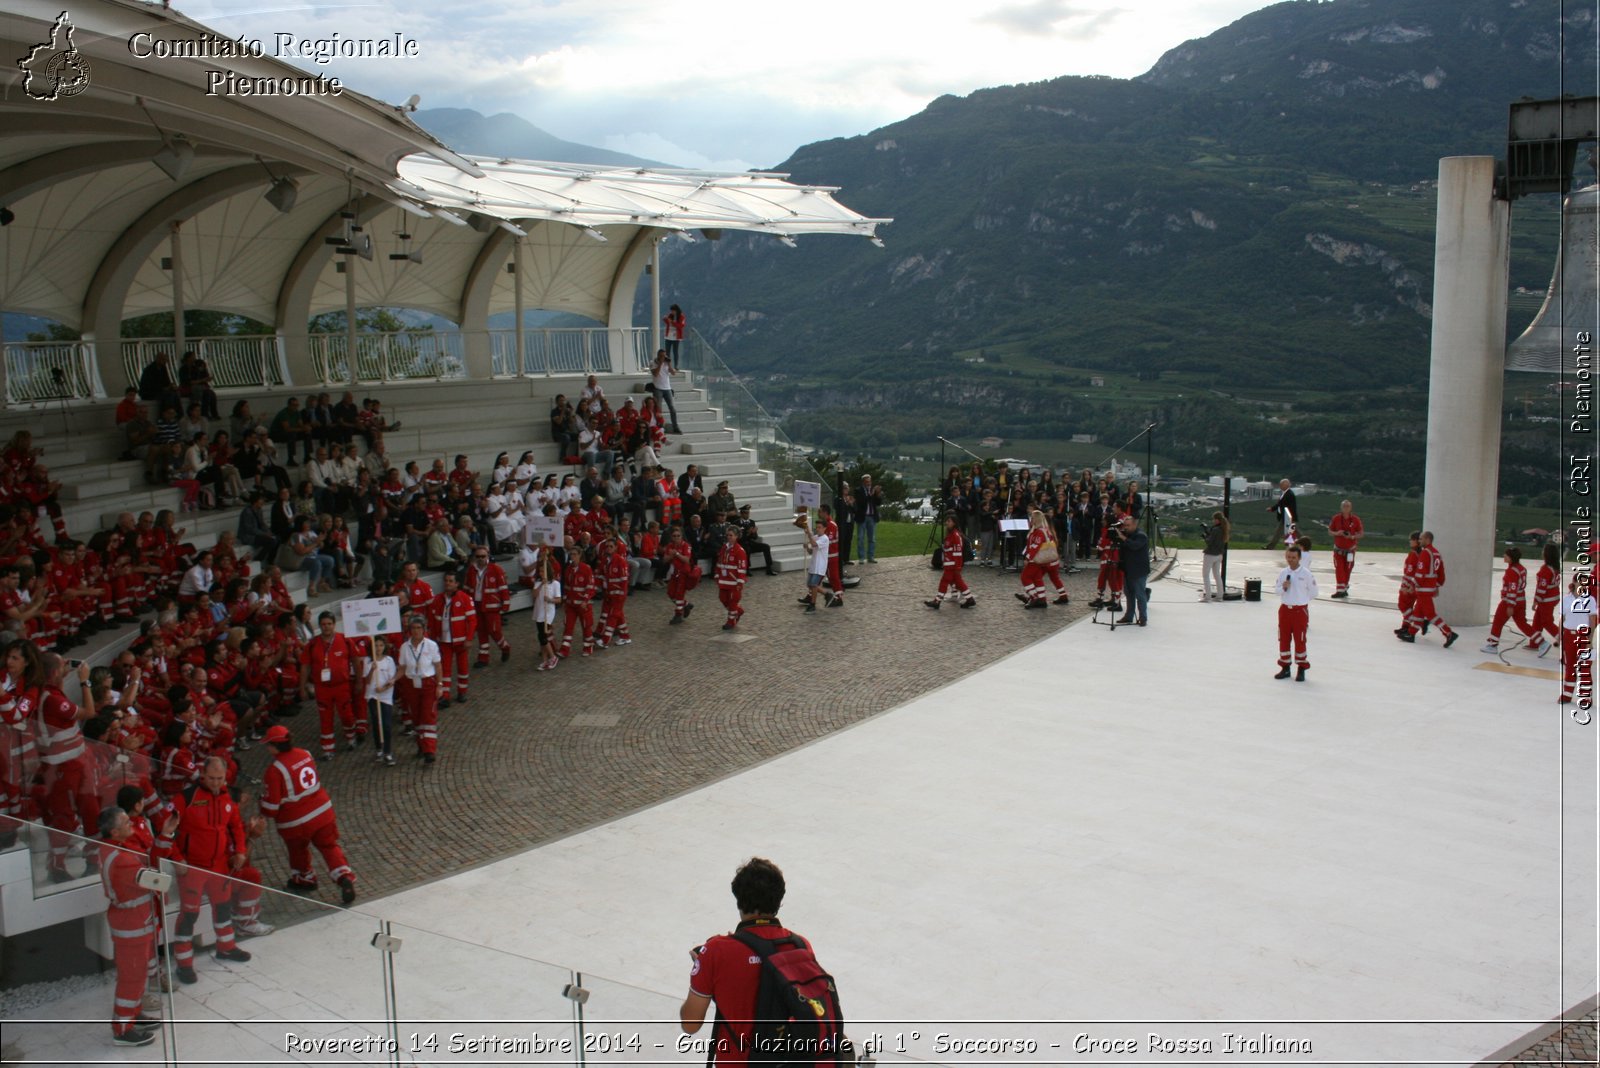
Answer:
[
  {"xmin": 1397, "ymin": 530, "xmax": 1458, "ymax": 647},
  {"xmin": 819, "ymin": 504, "xmax": 844, "ymax": 607},
  {"xmin": 596, "ymin": 537, "xmax": 634, "ymax": 648},
  {"xmin": 398, "ymin": 615, "xmax": 441, "ymax": 764},
  {"xmin": 465, "ymin": 549, "xmax": 512, "ymax": 666},
  {"xmin": 716, "ymin": 525, "xmax": 749, "ymax": 630},
  {"xmin": 559, "ymin": 542, "xmax": 600, "ymax": 654},
  {"xmin": 258, "ymin": 725, "xmax": 356, "ymax": 904},
  {"xmin": 1528, "ymin": 543, "xmax": 1562, "ymax": 657},
  {"xmin": 664, "ymin": 526, "xmax": 696, "ymax": 624},
  {"xmin": 97, "ymin": 807, "xmax": 161, "ymax": 1046},
  {"xmin": 1090, "ymin": 504, "xmax": 1123, "ymax": 611},
  {"xmin": 0, "ymin": 639, "xmax": 41, "ymax": 842},
  {"xmin": 926, "ymin": 513, "xmax": 977, "ymax": 610},
  {"xmin": 1396, "ymin": 530, "xmax": 1421, "ymax": 633},
  {"xmin": 34, "ymin": 654, "xmax": 99, "ymax": 881},
  {"xmin": 1327, "ymin": 500, "xmax": 1363, "ymax": 598},
  {"xmin": 1273, "ymin": 544, "xmax": 1319, "ymax": 681},
  {"xmin": 301, "ymin": 611, "xmax": 356, "ymax": 756},
  {"xmin": 428, "ymin": 570, "xmax": 476, "ymax": 705},
  {"xmin": 1018, "ymin": 509, "xmax": 1063, "ymax": 609},
  {"xmin": 1483, "ymin": 546, "xmax": 1538, "ymax": 653},
  {"xmin": 170, "ymin": 756, "xmax": 253, "ymax": 984},
  {"xmin": 1560, "ymin": 576, "xmax": 1594, "ymax": 705},
  {"xmin": 396, "ymin": 561, "xmax": 435, "ymax": 634}
]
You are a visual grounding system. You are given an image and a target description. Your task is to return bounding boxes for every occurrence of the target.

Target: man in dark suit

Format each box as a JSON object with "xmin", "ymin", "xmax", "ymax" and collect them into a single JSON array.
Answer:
[
  {"xmin": 236, "ymin": 491, "xmax": 278, "ymax": 565},
  {"xmin": 578, "ymin": 466, "xmax": 606, "ymax": 509},
  {"xmin": 1264, "ymin": 478, "xmax": 1297, "ymax": 549},
  {"xmin": 676, "ymin": 464, "xmax": 703, "ymax": 502}
]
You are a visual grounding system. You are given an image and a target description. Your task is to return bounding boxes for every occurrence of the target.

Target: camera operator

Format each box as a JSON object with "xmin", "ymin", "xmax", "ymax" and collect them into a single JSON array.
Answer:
[{"xmin": 1113, "ymin": 514, "xmax": 1150, "ymax": 626}]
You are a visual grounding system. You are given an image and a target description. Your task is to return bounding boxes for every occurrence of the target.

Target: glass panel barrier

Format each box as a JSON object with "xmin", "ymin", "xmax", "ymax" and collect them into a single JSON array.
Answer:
[
  {"xmin": 576, "ymin": 969, "xmax": 698, "ymax": 1067},
  {"xmin": 386, "ymin": 921, "xmax": 580, "ymax": 1067},
  {"xmin": 2, "ymin": 813, "xmax": 394, "ymax": 1065}
]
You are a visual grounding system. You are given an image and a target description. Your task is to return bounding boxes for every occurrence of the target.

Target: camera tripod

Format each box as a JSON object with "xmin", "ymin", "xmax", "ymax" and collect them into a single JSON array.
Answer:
[{"xmin": 1089, "ymin": 586, "xmax": 1126, "ymax": 630}]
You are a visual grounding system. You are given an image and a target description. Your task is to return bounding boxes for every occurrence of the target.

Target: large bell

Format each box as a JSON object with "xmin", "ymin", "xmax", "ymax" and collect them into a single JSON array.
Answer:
[{"xmin": 1506, "ymin": 183, "xmax": 1600, "ymax": 373}]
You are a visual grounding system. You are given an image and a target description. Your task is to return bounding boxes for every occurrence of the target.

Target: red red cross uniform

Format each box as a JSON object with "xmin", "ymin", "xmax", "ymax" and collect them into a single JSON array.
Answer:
[
  {"xmin": 1096, "ymin": 524, "xmax": 1123, "ymax": 600},
  {"xmin": 35, "ymin": 685, "xmax": 99, "ymax": 877},
  {"xmin": 1530, "ymin": 564, "xmax": 1561, "ymax": 652},
  {"xmin": 1020, "ymin": 527, "xmax": 1056, "ymax": 605},
  {"xmin": 1402, "ymin": 544, "xmax": 1454, "ymax": 640},
  {"xmin": 716, "ymin": 541, "xmax": 748, "ymax": 628},
  {"xmin": 428, "ymin": 589, "xmax": 476, "ymax": 700},
  {"xmin": 559, "ymin": 559, "xmax": 598, "ymax": 656},
  {"xmin": 305, "ymin": 633, "xmax": 355, "ymax": 756},
  {"xmin": 0, "ymin": 674, "xmax": 36, "ymax": 824},
  {"xmin": 1276, "ymin": 562, "xmax": 1318, "ymax": 670},
  {"xmin": 398, "ymin": 636, "xmax": 441, "ymax": 755},
  {"xmin": 598, "ymin": 550, "xmax": 632, "ymax": 646},
  {"xmin": 260, "ymin": 746, "xmax": 353, "ymax": 890},
  {"xmin": 664, "ymin": 541, "xmax": 694, "ymax": 620},
  {"xmin": 1398, "ymin": 547, "xmax": 1420, "ymax": 621},
  {"xmin": 1329, "ymin": 512, "xmax": 1363, "ymax": 595},
  {"xmin": 1487, "ymin": 561, "xmax": 1536, "ymax": 647},
  {"xmin": 170, "ymin": 783, "xmax": 247, "ymax": 973},
  {"xmin": 467, "ymin": 561, "xmax": 512, "ymax": 665},
  {"xmin": 936, "ymin": 528, "xmax": 972, "ymax": 604},
  {"xmin": 99, "ymin": 839, "xmax": 159, "ymax": 1038}
]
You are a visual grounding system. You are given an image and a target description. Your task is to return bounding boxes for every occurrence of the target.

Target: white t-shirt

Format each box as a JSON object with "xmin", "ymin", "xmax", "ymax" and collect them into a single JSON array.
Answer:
[
  {"xmin": 533, "ymin": 578, "xmax": 561, "ymax": 626},
  {"xmin": 365, "ymin": 654, "xmax": 398, "ymax": 702},
  {"xmin": 399, "ymin": 637, "xmax": 441, "ymax": 682},
  {"xmin": 513, "ymin": 462, "xmax": 538, "ymax": 484},
  {"xmin": 653, "ymin": 364, "xmax": 673, "ymax": 392},
  {"xmin": 810, "ymin": 532, "xmax": 830, "ymax": 575}
]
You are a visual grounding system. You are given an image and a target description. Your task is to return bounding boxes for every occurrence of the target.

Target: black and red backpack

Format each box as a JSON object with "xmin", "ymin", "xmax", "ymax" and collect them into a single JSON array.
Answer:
[{"xmin": 715, "ymin": 922, "xmax": 852, "ymax": 1068}]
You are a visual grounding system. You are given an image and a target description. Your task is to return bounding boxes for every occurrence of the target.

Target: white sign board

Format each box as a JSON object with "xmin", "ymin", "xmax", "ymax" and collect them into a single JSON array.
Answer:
[
  {"xmin": 999, "ymin": 518, "xmax": 1031, "ymax": 532},
  {"xmin": 525, "ymin": 514, "xmax": 564, "ymax": 547},
  {"xmin": 341, "ymin": 596, "xmax": 402, "ymax": 637},
  {"xmin": 793, "ymin": 481, "xmax": 822, "ymax": 510}
]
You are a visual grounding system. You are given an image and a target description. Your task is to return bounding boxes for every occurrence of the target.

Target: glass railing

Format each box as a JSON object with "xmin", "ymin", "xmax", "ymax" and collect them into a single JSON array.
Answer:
[
  {"xmin": 1, "ymin": 340, "xmax": 104, "ymax": 403},
  {"xmin": 677, "ymin": 328, "xmax": 832, "ymax": 496},
  {"xmin": 489, "ymin": 327, "xmax": 651, "ymax": 377}
]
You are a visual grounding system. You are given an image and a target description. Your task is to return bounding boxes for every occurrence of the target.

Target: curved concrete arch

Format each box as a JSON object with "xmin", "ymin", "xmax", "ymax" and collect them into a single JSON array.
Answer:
[
  {"xmin": 458, "ymin": 226, "xmax": 515, "ymax": 378},
  {"xmin": 607, "ymin": 227, "xmax": 660, "ymax": 372},
  {"xmin": 79, "ymin": 164, "xmax": 273, "ymax": 391},
  {"xmin": 274, "ymin": 193, "xmax": 394, "ymax": 386}
]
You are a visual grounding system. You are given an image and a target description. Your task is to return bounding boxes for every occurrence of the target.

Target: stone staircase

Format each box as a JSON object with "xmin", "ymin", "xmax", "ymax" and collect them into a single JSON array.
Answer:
[{"xmin": 2, "ymin": 373, "xmax": 807, "ymax": 667}]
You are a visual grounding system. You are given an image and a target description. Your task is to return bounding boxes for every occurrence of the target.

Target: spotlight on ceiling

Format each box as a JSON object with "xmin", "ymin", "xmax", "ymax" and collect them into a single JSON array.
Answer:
[
  {"xmin": 263, "ymin": 177, "xmax": 299, "ymax": 214},
  {"xmin": 0, "ymin": 207, "xmax": 13, "ymax": 227},
  {"xmin": 389, "ymin": 249, "xmax": 423, "ymax": 265},
  {"xmin": 581, "ymin": 227, "xmax": 608, "ymax": 243},
  {"xmin": 152, "ymin": 138, "xmax": 195, "ymax": 181},
  {"xmin": 468, "ymin": 213, "xmax": 496, "ymax": 234},
  {"xmin": 777, "ymin": 235, "xmax": 798, "ymax": 249}
]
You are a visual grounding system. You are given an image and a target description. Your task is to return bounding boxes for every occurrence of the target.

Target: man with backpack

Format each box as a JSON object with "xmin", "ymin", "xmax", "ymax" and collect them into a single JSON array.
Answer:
[{"xmin": 680, "ymin": 857, "xmax": 850, "ymax": 1066}]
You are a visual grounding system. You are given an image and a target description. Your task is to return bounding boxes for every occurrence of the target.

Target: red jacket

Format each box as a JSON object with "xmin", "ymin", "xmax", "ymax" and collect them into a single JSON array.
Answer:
[
  {"xmin": 1499, "ymin": 562, "xmax": 1528, "ymax": 607},
  {"xmin": 943, "ymin": 528, "xmax": 965, "ymax": 567},
  {"xmin": 716, "ymin": 542, "xmax": 748, "ymax": 587},
  {"xmin": 465, "ymin": 561, "xmax": 511, "ymax": 614},
  {"xmin": 1329, "ymin": 512, "xmax": 1363, "ymax": 553},
  {"xmin": 601, "ymin": 551, "xmax": 630, "ymax": 598},
  {"xmin": 259, "ymin": 747, "xmax": 336, "ymax": 836},
  {"xmin": 1535, "ymin": 564, "xmax": 1561, "ymax": 609},
  {"xmin": 172, "ymin": 783, "xmax": 246, "ymax": 872},
  {"xmin": 99, "ymin": 840, "xmax": 158, "ymax": 939},
  {"xmin": 306, "ymin": 633, "xmax": 354, "ymax": 690},
  {"xmin": 563, "ymin": 559, "xmax": 597, "ymax": 604},
  {"xmin": 428, "ymin": 588, "xmax": 477, "ymax": 644}
]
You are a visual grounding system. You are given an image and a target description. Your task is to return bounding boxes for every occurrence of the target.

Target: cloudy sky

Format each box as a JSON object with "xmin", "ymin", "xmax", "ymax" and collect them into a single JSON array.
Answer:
[{"xmin": 186, "ymin": 0, "xmax": 1269, "ymax": 170}]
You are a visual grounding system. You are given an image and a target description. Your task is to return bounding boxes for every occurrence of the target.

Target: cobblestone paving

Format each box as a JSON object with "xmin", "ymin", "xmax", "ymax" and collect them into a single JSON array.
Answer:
[
  {"xmin": 234, "ymin": 556, "xmax": 1100, "ymax": 905},
  {"xmin": 1493, "ymin": 1007, "xmax": 1598, "ymax": 1066}
]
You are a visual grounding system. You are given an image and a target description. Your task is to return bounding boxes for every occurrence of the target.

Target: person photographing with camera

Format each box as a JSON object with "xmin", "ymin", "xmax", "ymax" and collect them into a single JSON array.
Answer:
[{"xmin": 1114, "ymin": 514, "xmax": 1150, "ymax": 626}]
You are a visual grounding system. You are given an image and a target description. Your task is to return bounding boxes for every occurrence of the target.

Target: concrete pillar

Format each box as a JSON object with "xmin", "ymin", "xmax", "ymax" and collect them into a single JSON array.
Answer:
[{"xmin": 1423, "ymin": 156, "xmax": 1511, "ymax": 626}]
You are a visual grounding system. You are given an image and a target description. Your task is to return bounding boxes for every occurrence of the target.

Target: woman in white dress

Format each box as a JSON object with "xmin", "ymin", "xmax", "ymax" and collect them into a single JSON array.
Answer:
[
  {"xmin": 512, "ymin": 450, "xmax": 538, "ymax": 486},
  {"xmin": 557, "ymin": 474, "xmax": 580, "ymax": 514},
  {"xmin": 490, "ymin": 452, "xmax": 514, "ymax": 488},
  {"xmin": 486, "ymin": 482, "xmax": 524, "ymax": 546}
]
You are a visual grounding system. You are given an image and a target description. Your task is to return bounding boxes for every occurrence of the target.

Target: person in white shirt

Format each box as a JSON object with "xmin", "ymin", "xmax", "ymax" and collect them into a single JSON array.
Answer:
[
  {"xmin": 364, "ymin": 635, "xmax": 399, "ymax": 765},
  {"xmin": 177, "ymin": 551, "xmax": 216, "ymax": 602},
  {"xmin": 487, "ymin": 483, "xmax": 523, "ymax": 546},
  {"xmin": 397, "ymin": 615, "xmax": 442, "ymax": 764},
  {"xmin": 801, "ymin": 516, "xmax": 830, "ymax": 613},
  {"xmin": 512, "ymin": 451, "xmax": 539, "ymax": 486},
  {"xmin": 1274, "ymin": 544, "xmax": 1319, "ymax": 681},
  {"xmin": 532, "ymin": 553, "xmax": 562, "ymax": 671},
  {"xmin": 650, "ymin": 349, "xmax": 682, "ymax": 434},
  {"xmin": 1559, "ymin": 576, "xmax": 1594, "ymax": 706}
]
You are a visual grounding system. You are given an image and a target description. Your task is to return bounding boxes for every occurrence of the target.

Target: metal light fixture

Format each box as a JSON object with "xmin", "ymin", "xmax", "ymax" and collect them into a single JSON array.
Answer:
[
  {"xmin": 264, "ymin": 177, "xmax": 298, "ymax": 214},
  {"xmin": 152, "ymin": 138, "xmax": 194, "ymax": 181},
  {"xmin": 0, "ymin": 207, "xmax": 13, "ymax": 227}
]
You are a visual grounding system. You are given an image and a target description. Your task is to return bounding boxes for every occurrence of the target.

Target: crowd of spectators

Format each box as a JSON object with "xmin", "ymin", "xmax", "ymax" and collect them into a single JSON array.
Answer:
[{"xmin": 939, "ymin": 462, "xmax": 1144, "ymax": 571}]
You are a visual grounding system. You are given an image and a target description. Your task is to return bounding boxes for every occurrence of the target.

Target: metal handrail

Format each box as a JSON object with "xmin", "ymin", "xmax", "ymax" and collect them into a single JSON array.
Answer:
[
  {"xmin": 488, "ymin": 327, "xmax": 650, "ymax": 377},
  {"xmin": 2, "ymin": 341, "xmax": 103, "ymax": 404}
]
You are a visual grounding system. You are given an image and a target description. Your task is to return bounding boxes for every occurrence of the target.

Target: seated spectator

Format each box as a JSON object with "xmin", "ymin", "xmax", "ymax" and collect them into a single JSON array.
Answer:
[
  {"xmin": 707, "ymin": 480, "xmax": 737, "ymax": 518},
  {"xmin": 115, "ymin": 387, "xmax": 155, "ymax": 460},
  {"xmin": 145, "ymin": 405, "xmax": 184, "ymax": 484},
  {"xmin": 579, "ymin": 374, "xmax": 605, "ymax": 414},
  {"xmin": 332, "ymin": 391, "xmax": 361, "ymax": 444},
  {"xmin": 137, "ymin": 350, "xmax": 180, "ymax": 414},
  {"xmin": 177, "ymin": 550, "xmax": 216, "ymax": 605},
  {"xmin": 737, "ymin": 504, "xmax": 775, "ymax": 576},
  {"xmin": 288, "ymin": 515, "xmax": 335, "ymax": 595},
  {"xmin": 269, "ymin": 396, "xmax": 313, "ymax": 465},
  {"xmin": 178, "ymin": 351, "xmax": 219, "ymax": 420},
  {"xmin": 179, "ymin": 402, "xmax": 208, "ymax": 442},
  {"xmin": 425, "ymin": 518, "xmax": 460, "ymax": 570}
]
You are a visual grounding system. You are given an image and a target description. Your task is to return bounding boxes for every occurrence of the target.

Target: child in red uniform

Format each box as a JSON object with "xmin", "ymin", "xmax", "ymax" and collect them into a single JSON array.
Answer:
[{"xmin": 926, "ymin": 513, "xmax": 976, "ymax": 610}]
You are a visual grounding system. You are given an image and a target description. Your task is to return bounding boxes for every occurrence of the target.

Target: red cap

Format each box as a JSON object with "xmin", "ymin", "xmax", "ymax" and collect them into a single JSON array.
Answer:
[{"xmin": 262, "ymin": 725, "xmax": 291, "ymax": 745}]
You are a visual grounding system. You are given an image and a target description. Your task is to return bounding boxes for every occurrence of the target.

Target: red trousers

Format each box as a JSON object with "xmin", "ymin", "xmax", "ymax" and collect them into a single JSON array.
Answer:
[
  {"xmin": 1405, "ymin": 592, "xmax": 1451, "ymax": 636},
  {"xmin": 666, "ymin": 576, "xmax": 690, "ymax": 613},
  {"xmin": 315, "ymin": 684, "xmax": 356, "ymax": 753},
  {"xmin": 1333, "ymin": 549, "xmax": 1355, "ymax": 593},
  {"xmin": 403, "ymin": 676, "xmax": 438, "ymax": 754},
  {"xmin": 561, "ymin": 604, "xmax": 595, "ymax": 648},
  {"xmin": 42, "ymin": 756, "xmax": 98, "ymax": 871},
  {"xmin": 1277, "ymin": 603, "xmax": 1309, "ymax": 667},
  {"xmin": 1531, "ymin": 603, "xmax": 1559, "ymax": 645},
  {"xmin": 110, "ymin": 928, "xmax": 155, "ymax": 1035},
  {"xmin": 174, "ymin": 867, "xmax": 240, "ymax": 969},
  {"xmin": 827, "ymin": 558, "xmax": 842, "ymax": 594},
  {"xmin": 938, "ymin": 564, "xmax": 968, "ymax": 595},
  {"xmin": 439, "ymin": 642, "xmax": 470, "ymax": 699},
  {"xmin": 601, "ymin": 594, "xmax": 629, "ymax": 639},
  {"xmin": 1563, "ymin": 626, "xmax": 1592, "ymax": 702},
  {"xmin": 475, "ymin": 609, "xmax": 509, "ymax": 662},
  {"xmin": 1097, "ymin": 561, "xmax": 1123, "ymax": 595},
  {"xmin": 282, "ymin": 819, "xmax": 353, "ymax": 887},
  {"xmin": 1489, "ymin": 601, "xmax": 1534, "ymax": 643},
  {"xmin": 719, "ymin": 585, "xmax": 743, "ymax": 623}
]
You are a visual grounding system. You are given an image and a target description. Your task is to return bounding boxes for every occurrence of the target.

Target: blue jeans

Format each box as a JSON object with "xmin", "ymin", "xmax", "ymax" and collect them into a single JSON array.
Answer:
[
  {"xmin": 302, "ymin": 552, "xmax": 335, "ymax": 584},
  {"xmin": 1120, "ymin": 574, "xmax": 1149, "ymax": 623},
  {"xmin": 658, "ymin": 388, "xmax": 680, "ymax": 431},
  {"xmin": 858, "ymin": 517, "xmax": 878, "ymax": 562}
]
